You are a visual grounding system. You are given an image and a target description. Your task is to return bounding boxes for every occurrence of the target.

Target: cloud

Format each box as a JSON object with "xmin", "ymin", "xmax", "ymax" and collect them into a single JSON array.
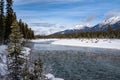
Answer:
[
  {"xmin": 30, "ymin": 23, "xmax": 56, "ymax": 27},
  {"xmin": 14, "ymin": 0, "xmax": 83, "ymax": 5},
  {"xmin": 81, "ymin": 14, "xmax": 97, "ymax": 23},
  {"xmin": 59, "ymin": 26, "xmax": 65, "ymax": 28},
  {"xmin": 104, "ymin": 9, "xmax": 120, "ymax": 19},
  {"xmin": 30, "ymin": 22, "xmax": 67, "ymax": 35},
  {"xmin": 14, "ymin": 0, "xmax": 120, "ymax": 35}
]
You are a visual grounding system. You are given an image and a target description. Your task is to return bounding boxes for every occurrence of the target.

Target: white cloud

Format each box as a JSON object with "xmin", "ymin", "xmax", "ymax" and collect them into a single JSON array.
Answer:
[
  {"xmin": 104, "ymin": 9, "xmax": 120, "ymax": 19},
  {"xmin": 14, "ymin": 0, "xmax": 83, "ymax": 5},
  {"xmin": 31, "ymin": 25, "xmax": 66, "ymax": 35},
  {"xmin": 31, "ymin": 23, "xmax": 56, "ymax": 27},
  {"xmin": 81, "ymin": 14, "xmax": 97, "ymax": 22},
  {"xmin": 14, "ymin": 0, "xmax": 120, "ymax": 35}
]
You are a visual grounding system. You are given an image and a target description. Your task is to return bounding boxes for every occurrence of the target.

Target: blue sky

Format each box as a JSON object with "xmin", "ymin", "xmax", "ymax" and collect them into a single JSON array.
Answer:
[{"xmin": 13, "ymin": 0, "xmax": 120, "ymax": 35}]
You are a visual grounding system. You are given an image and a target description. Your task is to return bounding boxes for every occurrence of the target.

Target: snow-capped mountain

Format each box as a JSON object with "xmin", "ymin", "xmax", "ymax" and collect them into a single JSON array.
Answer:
[
  {"xmin": 69, "ymin": 25, "xmax": 86, "ymax": 30},
  {"xmin": 69, "ymin": 24, "xmax": 92, "ymax": 30},
  {"xmin": 52, "ymin": 16, "xmax": 120, "ymax": 35},
  {"xmin": 91, "ymin": 16, "xmax": 120, "ymax": 31},
  {"xmin": 102, "ymin": 16, "xmax": 120, "ymax": 25},
  {"xmin": 53, "ymin": 25, "xmax": 90, "ymax": 35}
]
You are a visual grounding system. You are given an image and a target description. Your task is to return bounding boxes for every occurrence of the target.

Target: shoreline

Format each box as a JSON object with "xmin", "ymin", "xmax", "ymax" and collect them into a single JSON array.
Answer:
[{"xmin": 31, "ymin": 39, "xmax": 120, "ymax": 50}]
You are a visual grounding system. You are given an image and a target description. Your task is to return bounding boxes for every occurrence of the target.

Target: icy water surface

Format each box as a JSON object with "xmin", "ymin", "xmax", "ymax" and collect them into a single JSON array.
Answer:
[{"xmin": 25, "ymin": 41, "xmax": 120, "ymax": 80}]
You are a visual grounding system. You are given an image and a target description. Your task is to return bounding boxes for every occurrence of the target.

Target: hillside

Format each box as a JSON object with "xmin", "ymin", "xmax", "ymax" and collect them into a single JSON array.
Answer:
[{"xmin": 52, "ymin": 16, "xmax": 120, "ymax": 35}]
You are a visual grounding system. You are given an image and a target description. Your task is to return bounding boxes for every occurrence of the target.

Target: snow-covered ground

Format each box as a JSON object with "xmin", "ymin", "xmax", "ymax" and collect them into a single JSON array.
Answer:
[
  {"xmin": 0, "ymin": 45, "xmax": 7, "ymax": 76},
  {"xmin": 52, "ymin": 39, "xmax": 120, "ymax": 49},
  {"xmin": 31, "ymin": 39, "xmax": 58, "ymax": 43},
  {"xmin": 45, "ymin": 73, "xmax": 64, "ymax": 80},
  {"xmin": 0, "ymin": 45, "xmax": 31, "ymax": 77},
  {"xmin": 21, "ymin": 47, "xmax": 31, "ymax": 59},
  {"xmin": 31, "ymin": 39, "xmax": 120, "ymax": 50}
]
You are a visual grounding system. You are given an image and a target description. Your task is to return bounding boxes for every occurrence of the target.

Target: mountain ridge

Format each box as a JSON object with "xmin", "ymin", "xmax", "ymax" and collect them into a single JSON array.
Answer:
[{"xmin": 52, "ymin": 16, "xmax": 120, "ymax": 35}]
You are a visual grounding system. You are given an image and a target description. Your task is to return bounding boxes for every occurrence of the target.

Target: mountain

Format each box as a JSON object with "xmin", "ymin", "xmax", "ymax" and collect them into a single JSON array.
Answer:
[
  {"xmin": 91, "ymin": 16, "xmax": 120, "ymax": 31},
  {"xmin": 52, "ymin": 16, "xmax": 120, "ymax": 35},
  {"xmin": 53, "ymin": 25, "xmax": 90, "ymax": 35},
  {"xmin": 102, "ymin": 16, "xmax": 120, "ymax": 25}
]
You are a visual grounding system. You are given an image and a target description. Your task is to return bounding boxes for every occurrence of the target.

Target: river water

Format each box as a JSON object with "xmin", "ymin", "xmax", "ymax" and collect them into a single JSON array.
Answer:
[{"xmin": 25, "ymin": 40, "xmax": 120, "ymax": 80}]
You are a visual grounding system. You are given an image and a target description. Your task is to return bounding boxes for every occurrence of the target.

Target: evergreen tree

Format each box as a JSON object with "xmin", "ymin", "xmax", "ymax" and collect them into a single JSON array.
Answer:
[
  {"xmin": 7, "ymin": 20, "xmax": 25, "ymax": 80},
  {"xmin": 107, "ymin": 25, "xmax": 113, "ymax": 38},
  {"xmin": 18, "ymin": 19, "xmax": 35, "ymax": 39},
  {"xmin": 0, "ymin": 0, "xmax": 5, "ymax": 43},
  {"xmin": 5, "ymin": 0, "xmax": 13, "ymax": 40},
  {"xmin": 33, "ymin": 59, "xmax": 43, "ymax": 80},
  {"xmin": 22, "ymin": 58, "xmax": 43, "ymax": 80}
]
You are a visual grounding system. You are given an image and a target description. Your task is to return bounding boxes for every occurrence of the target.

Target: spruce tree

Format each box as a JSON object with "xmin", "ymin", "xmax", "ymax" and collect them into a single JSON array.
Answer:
[
  {"xmin": 33, "ymin": 59, "xmax": 43, "ymax": 80},
  {"xmin": 107, "ymin": 25, "xmax": 113, "ymax": 38},
  {"xmin": 0, "ymin": 0, "xmax": 5, "ymax": 43},
  {"xmin": 5, "ymin": 0, "xmax": 13, "ymax": 41},
  {"xmin": 7, "ymin": 20, "xmax": 25, "ymax": 80},
  {"xmin": 18, "ymin": 19, "xmax": 35, "ymax": 39}
]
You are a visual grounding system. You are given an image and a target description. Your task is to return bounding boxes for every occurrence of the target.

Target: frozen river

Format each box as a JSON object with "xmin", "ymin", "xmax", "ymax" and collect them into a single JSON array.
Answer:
[{"xmin": 25, "ymin": 40, "xmax": 120, "ymax": 80}]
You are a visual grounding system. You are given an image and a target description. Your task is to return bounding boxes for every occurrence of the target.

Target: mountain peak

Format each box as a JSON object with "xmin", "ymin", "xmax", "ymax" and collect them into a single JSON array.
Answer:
[
  {"xmin": 102, "ymin": 16, "xmax": 120, "ymax": 25},
  {"xmin": 73, "ymin": 25, "xmax": 85, "ymax": 30},
  {"xmin": 69, "ymin": 24, "xmax": 92, "ymax": 30},
  {"xmin": 52, "ymin": 16, "xmax": 120, "ymax": 35}
]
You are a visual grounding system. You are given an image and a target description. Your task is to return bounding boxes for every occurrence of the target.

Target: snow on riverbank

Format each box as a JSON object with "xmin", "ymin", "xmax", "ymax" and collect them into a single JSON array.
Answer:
[
  {"xmin": 0, "ymin": 45, "xmax": 7, "ymax": 76},
  {"xmin": 0, "ymin": 45, "xmax": 7, "ymax": 54},
  {"xmin": 31, "ymin": 39, "xmax": 58, "ymax": 43},
  {"xmin": 31, "ymin": 39, "xmax": 120, "ymax": 49},
  {"xmin": 45, "ymin": 73, "xmax": 64, "ymax": 80},
  {"xmin": 0, "ymin": 45, "xmax": 31, "ymax": 77},
  {"xmin": 51, "ymin": 39, "xmax": 120, "ymax": 50},
  {"xmin": 21, "ymin": 47, "xmax": 31, "ymax": 59}
]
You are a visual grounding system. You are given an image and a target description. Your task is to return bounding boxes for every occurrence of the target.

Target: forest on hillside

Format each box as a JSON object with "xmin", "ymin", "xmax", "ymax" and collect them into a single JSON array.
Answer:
[
  {"xmin": 0, "ymin": 0, "xmax": 44, "ymax": 80},
  {"xmin": 0, "ymin": 0, "xmax": 34, "ymax": 44},
  {"xmin": 40, "ymin": 26, "xmax": 120, "ymax": 39}
]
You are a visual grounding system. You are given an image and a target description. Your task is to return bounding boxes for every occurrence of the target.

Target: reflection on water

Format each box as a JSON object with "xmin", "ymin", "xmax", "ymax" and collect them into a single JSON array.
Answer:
[{"xmin": 25, "ymin": 41, "xmax": 120, "ymax": 80}]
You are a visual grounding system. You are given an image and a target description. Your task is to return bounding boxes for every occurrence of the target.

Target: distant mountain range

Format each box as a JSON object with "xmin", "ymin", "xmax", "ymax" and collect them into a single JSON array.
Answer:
[{"xmin": 52, "ymin": 16, "xmax": 120, "ymax": 35}]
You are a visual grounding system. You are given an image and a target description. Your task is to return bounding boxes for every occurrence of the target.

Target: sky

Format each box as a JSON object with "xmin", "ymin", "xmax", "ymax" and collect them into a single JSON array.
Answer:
[{"xmin": 13, "ymin": 0, "xmax": 120, "ymax": 35}]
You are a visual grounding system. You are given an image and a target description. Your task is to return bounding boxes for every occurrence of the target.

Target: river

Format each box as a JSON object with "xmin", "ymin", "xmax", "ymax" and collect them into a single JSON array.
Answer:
[{"xmin": 25, "ymin": 40, "xmax": 120, "ymax": 80}]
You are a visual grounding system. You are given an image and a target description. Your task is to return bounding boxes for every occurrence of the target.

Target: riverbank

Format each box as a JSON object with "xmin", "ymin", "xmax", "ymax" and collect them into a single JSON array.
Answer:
[
  {"xmin": 0, "ymin": 44, "xmax": 64, "ymax": 80},
  {"xmin": 0, "ymin": 45, "xmax": 31, "ymax": 79},
  {"xmin": 29, "ymin": 39, "xmax": 120, "ymax": 80},
  {"xmin": 31, "ymin": 39, "xmax": 120, "ymax": 50}
]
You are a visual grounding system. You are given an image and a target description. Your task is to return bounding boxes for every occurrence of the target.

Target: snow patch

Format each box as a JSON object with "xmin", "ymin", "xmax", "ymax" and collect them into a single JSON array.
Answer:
[
  {"xmin": 0, "ymin": 45, "xmax": 31, "ymax": 76},
  {"xmin": 102, "ymin": 16, "xmax": 120, "ymax": 25},
  {"xmin": 22, "ymin": 47, "xmax": 31, "ymax": 57},
  {"xmin": 0, "ymin": 45, "xmax": 7, "ymax": 53},
  {"xmin": 51, "ymin": 39, "xmax": 120, "ymax": 50},
  {"xmin": 0, "ymin": 63, "xmax": 7, "ymax": 76},
  {"xmin": 73, "ymin": 25, "xmax": 85, "ymax": 30},
  {"xmin": 31, "ymin": 39, "xmax": 58, "ymax": 43},
  {"xmin": 45, "ymin": 73, "xmax": 64, "ymax": 80},
  {"xmin": 0, "ymin": 45, "xmax": 7, "ymax": 76}
]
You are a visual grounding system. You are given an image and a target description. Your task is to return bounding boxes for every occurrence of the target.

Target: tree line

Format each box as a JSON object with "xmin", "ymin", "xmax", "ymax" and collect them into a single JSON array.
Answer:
[
  {"xmin": 7, "ymin": 20, "xmax": 43, "ymax": 80},
  {"xmin": 0, "ymin": 0, "xmax": 44, "ymax": 80},
  {"xmin": 0, "ymin": 0, "xmax": 34, "ymax": 44},
  {"xmin": 18, "ymin": 19, "xmax": 34, "ymax": 39},
  {"xmin": 45, "ymin": 26, "xmax": 120, "ymax": 39},
  {"xmin": 6, "ymin": 10, "xmax": 45, "ymax": 80}
]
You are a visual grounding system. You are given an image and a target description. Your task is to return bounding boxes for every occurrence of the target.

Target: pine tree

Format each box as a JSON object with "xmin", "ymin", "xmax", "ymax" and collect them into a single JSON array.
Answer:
[
  {"xmin": 0, "ymin": 0, "xmax": 5, "ymax": 43},
  {"xmin": 18, "ymin": 20, "xmax": 35, "ymax": 39},
  {"xmin": 5, "ymin": 0, "xmax": 13, "ymax": 41},
  {"xmin": 7, "ymin": 20, "xmax": 25, "ymax": 80},
  {"xmin": 107, "ymin": 25, "xmax": 113, "ymax": 38},
  {"xmin": 31, "ymin": 31, "xmax": 35, "ymax": 39},
  {"xmin": 33, "ymin": 59, "xmax": 43, "ymax": 80}
]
